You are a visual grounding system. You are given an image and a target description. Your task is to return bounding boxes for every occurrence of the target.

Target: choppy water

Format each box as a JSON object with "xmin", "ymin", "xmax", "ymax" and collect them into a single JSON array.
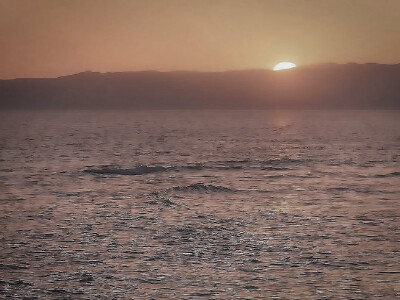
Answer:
[{"xmin": 0, "ymin": 110, "xmax": 399, "ymax": 299}]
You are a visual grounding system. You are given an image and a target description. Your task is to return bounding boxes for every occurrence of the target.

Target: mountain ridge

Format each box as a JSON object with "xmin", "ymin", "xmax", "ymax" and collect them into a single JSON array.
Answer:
[{"xmin": 1, "ymin": 63, "xmax": 399, "ymax": 109}]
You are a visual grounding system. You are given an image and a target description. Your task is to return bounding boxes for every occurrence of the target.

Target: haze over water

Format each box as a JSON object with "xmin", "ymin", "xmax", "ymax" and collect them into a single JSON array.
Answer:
[{"xmin": 0, "ymin": 110, "xmax": 399, "ymax": 298}]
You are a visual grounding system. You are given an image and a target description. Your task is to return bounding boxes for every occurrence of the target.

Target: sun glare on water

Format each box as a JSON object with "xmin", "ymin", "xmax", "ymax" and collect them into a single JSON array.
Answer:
[{"xmin": 273, "ymin": 62, "xmax": 296, "ymax": 71}]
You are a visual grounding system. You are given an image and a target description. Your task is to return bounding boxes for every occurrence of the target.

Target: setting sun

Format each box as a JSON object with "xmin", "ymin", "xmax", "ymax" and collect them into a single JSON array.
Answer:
[{"xmin": 273, "ymin": 62, "xmax": 296, "ymax": 71}]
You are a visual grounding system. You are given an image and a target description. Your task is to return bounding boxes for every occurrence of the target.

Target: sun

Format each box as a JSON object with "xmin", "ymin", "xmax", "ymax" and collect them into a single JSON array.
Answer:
[{"xmin": 273, "ymin": 62, "xmax": 296, "ymax": 71}]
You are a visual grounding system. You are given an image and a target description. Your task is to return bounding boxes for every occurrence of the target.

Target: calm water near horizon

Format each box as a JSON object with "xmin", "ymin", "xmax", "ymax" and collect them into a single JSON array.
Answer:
[{"xmin": 0, "ymin": 109, "xmax": 399, "ymax": 298}]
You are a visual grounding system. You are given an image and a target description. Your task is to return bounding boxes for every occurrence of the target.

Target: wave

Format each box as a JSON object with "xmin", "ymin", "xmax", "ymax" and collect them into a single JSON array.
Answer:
[
  {"xmin": 372, "ymin": 171, "xmax": 400, "ymax": 178},
  {"xmin": 83, "ymin": 165, "xmax": 167, "ymax": 175},
  {"xmin": 82, "ymin": 158, "xmax": 306, "ymax": 176},
  {"xmin": 172, "ymin": 183, "xmax": 236, "ymax": 193}
]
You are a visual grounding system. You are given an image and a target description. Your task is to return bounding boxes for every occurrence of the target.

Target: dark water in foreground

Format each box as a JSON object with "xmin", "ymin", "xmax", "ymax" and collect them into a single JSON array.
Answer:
[{"xmin": 0, "ymin": 110, "xmax": 399, "ymax": 299}]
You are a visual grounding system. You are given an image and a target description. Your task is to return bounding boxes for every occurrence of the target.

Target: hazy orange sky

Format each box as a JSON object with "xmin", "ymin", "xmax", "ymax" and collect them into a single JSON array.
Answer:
[{"xmin": 0, "ymin": 0, "xmax": 399, "ymax": 79}]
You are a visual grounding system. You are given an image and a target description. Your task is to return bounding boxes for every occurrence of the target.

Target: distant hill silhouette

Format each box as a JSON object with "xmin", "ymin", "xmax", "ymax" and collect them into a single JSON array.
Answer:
[{"xmin": 0, "ymin": 63, "xmax": 399, "ymax": 109}]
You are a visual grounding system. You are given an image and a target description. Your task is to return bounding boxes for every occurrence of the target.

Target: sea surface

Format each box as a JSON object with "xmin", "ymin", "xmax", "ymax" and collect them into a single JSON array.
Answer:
[{"xmin": 0, "ymin": 110, "xmax": 399, "ymax": 299}]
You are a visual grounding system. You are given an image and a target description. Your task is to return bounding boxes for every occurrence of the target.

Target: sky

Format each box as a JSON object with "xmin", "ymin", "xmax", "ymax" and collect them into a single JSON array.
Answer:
[{"xmin": 0, "ymin": 0, "xmax": 399, "ymax": 79}]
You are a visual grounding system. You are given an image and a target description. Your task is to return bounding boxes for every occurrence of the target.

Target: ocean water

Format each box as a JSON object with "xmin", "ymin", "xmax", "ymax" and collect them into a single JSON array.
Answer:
[{"xmin": 0, "ymin": 110, "xmax": 399, "ymax": 298}]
